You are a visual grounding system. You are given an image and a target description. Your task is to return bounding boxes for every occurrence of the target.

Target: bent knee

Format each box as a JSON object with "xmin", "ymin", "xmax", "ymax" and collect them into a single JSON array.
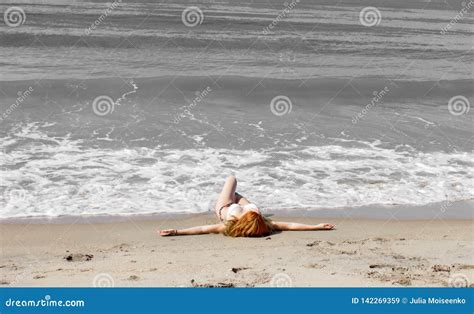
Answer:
[{"xmin": 226, "ymin": 175, "xmax": 237, "ymax": 183}]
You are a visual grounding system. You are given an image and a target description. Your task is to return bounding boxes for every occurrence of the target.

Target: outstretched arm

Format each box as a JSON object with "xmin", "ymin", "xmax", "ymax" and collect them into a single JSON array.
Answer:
[
  {"xmin": 159, "ymin": 223, "xmax": 225, "ymax": 236},
  {"xmin": 272, "ymin": 221, "xmax": 335, "ymax": 231}
]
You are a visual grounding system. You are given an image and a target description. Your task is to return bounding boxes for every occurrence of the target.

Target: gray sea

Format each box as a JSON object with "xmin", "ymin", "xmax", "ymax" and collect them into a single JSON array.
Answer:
[{"xmin": 0, "ymin": 0, "xmax": 473, "ymax": 218}]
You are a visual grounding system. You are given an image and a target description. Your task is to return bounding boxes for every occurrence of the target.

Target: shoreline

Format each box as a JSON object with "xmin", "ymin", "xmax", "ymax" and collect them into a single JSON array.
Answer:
[{"xmin": 1, "ymin": 200, "xmax": 472, "ymax": 225}]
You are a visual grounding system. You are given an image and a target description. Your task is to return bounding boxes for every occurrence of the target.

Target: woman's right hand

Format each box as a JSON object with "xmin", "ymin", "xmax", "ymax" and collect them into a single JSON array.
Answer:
[
  {"xmin": 317, "ymin": 223, "xmax": 335, "ymax": 230},
  {"xmin": 159, "ymin": 229, "xmax": 177, "ymax": 236},
  {"xmin": 317, "ymin": 223, "xmax": 336, "ymax": 230}
]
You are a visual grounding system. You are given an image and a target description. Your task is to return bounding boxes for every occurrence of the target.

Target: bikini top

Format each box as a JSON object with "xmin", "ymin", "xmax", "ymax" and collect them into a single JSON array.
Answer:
[{"xmin": 221, "ymin": 203, "xmax": 258, "ymax": 222}]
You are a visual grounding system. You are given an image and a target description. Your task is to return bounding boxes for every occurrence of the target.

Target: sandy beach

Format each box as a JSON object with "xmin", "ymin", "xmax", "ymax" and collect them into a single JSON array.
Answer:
[{"xmin": 1, "ymin": 212, "xmax": 472, "ymax": 287}]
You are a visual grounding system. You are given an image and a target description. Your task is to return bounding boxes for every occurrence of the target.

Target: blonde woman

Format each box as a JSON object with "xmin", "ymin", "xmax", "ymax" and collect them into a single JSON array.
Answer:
[{"xmin": 159, "ymin": 176, "xmax": 335, "ymax": 237}]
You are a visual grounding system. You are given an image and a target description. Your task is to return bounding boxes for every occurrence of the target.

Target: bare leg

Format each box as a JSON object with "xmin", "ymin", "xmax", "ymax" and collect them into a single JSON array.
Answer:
[{"xmin": 214, "ymin": 176, "xmax": 237, "ymax": 217}]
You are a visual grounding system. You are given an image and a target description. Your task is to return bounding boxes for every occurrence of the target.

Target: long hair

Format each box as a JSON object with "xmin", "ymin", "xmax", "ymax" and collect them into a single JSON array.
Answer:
[{"xmin": 224, "ymin": 211, "xmax": 274, "ymax": 237}]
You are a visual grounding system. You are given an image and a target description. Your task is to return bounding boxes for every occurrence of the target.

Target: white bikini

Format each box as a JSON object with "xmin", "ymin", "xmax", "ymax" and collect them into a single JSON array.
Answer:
[{"xmin": 218, "ymin": 203, "xmax": 258, "ymax": 222}]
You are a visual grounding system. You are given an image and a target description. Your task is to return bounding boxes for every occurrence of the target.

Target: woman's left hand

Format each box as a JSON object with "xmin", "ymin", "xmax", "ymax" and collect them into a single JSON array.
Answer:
[{"xmin": 159, "ymin": 229, "xmax": 177, "ymax": 236}]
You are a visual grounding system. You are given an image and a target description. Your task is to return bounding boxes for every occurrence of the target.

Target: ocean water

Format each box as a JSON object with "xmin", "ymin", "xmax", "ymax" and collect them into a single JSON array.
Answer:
[{"xmin": 0, "ymin": 0, "xmax": 473, "ymax": 218}]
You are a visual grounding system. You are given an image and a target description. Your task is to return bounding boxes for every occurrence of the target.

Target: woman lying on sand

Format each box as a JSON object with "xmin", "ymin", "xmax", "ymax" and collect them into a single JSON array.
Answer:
[{"xmin": 159, "ymin": 176, "xmax": 335, "ymax": 237}]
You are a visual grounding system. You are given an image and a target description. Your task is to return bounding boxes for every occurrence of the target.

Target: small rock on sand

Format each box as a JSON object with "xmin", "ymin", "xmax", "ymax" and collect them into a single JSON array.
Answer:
[
  {"xmin": 64, "ymin": 253, "xmax": 93, "ymax": 262},
  {"xmin": 128, "ymin": 275, "xmax": 140, "ymax": 281},
  {"xmin": 369, "ymin": 264, "xmax": 393, "ymax": 269},
  {"xmin": 432, "ymin": 264, "xmax": 450, "ymax": 272},
  {"xmin": 231, "ymin": 267, "xmax": 249, "ymax": 273},
  {"xmin": 191, "ymin": 279, "xmax": 235, "ymax": 288}
]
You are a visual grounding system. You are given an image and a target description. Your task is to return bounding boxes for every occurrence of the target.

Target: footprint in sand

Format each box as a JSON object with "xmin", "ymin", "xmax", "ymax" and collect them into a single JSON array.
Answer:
[
  {"xmin": 306, "ymin": 240, "xmax": 335, "ymax": 247},
  {"xmin": 453, "ymin": 264, "xmax": 474, "ymax": 270},
  {"xmin": 33, "ymin": 275, "xmax": 46, "ymax": 279},
  {"xmin": 111, "ymin": 243, "xmax": 132, "ymax": 252},
  {"xmin": 304, "ymin": 264, "xmax": 325, "ymax": 269},
  {"xmin": 128, "ymin": 275, "xmax": 140, "ymax": 281},
  {"xmin": 393, "ymin": 277, "xmax": 411, "ymax": 286}
]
